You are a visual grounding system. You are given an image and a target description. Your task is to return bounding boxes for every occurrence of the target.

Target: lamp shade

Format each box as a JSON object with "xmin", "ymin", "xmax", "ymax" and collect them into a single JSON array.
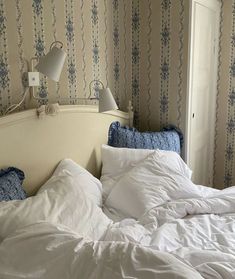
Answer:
[
  {"xmin": 35, "ymin": 46, "xmax": 67, "ymax": 82},
  {"xmin": 99, "ymin": 88, "xmax": 118, "ymax": 113}
]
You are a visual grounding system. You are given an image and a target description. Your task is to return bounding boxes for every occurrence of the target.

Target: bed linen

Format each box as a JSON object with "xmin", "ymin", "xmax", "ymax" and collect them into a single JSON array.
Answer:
[
  {"xmin": 102, "ymin": 152, "xmax": 235, "ymax": 278},
  {"xmin": 39, "ymin": 158, "xmax": 103, "ymax": 207},
  {"xmin": 0, "ymin": 167, "xmax": 111, "ymax": 242},
  {"xmin": 101, "ymin": 144, "xmax": 192, "ymax": 201},
  {"xmin": 1, "ymin": 156, "xmax": 235, "ymax": 278},
  {"xmin": 0, "ymin": 222, "xmax": 202, "ymax": 279}
]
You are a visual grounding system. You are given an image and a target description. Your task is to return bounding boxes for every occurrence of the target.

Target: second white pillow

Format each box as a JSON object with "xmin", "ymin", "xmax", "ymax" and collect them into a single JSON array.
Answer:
[
  {"xmin": 105, "ymin": 151, "xmax": 198, "ymax": 219},
  {"xmin": 101, "ymin": 145, "xmax": 192, "ymax": 201}
]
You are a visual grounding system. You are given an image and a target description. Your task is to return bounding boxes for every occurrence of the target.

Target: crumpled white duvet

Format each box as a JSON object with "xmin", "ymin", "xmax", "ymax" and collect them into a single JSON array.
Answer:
[
  {"xmin": 0, "ymin": 222, "xmax": 202, "ymax": 279},
  {"xmin": 138, "ymin": 192, "xmax": 235, "ymax": 279},
  {"xmin": 1, "ymin": 154, "xmax": 235, "ymax": 278},
  {"xmin": 102, "ymin": 153, "xmax": 235, "ymax": 278},
  {"xmin": 103, "ymin": 196, "xmax": 235, "ymax": 278}
]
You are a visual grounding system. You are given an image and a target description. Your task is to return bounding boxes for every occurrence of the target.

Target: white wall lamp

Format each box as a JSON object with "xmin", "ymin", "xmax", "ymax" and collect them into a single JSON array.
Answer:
[
  {"xmin": 35, "ymin": 41, "xmax": 67, "ymax": 82},
  {"xmin": 88, "ymin": 80, "xmax": 118, "ymax": 113},
  {"xmin": 59, "ymin": 80, "xmax": 118, "ymax": 112},
  {"xmin": 4, "ymin": 41, "xmax": 66, "ymax": 114}
]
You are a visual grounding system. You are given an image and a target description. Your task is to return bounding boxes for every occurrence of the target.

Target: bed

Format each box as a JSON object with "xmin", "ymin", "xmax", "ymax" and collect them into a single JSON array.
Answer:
[{"xmin": 0, "ymin": 105, "xmax": 234, "ymax": 279}]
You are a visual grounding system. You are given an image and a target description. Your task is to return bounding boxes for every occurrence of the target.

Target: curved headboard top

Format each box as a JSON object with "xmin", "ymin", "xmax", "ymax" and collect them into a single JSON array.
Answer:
[{"xmin": 0, "ymin": 105, "xmax": 132, "ymax": 196}]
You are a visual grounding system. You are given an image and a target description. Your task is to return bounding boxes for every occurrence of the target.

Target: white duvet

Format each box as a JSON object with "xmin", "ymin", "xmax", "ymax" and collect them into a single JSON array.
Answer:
[
  {"xmin": 103, "ymin": 153, "xmax": 235, "ymax": 278},
  {"xmin": 0, "ymin": 155, "xmax": 235, "ymax": 278},
  {"xmin": 0, "ymin": 222, "xmax": 201, "ymax": 279}
]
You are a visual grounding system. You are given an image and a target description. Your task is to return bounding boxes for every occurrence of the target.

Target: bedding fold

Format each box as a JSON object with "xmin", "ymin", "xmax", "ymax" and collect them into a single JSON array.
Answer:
[
  {"xmin": 0, "ymin": 222, "xmax": 203, "ymax": 279},
  {"xmin": 102, "ymin": 152, "xmax": 235, "ymax": 278}
]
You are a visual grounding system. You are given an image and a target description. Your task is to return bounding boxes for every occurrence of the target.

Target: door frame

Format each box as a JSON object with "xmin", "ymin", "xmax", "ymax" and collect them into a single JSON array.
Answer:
[{"xmin": 185, "ymin": 0, "xmax": 221, "ymax": 185}]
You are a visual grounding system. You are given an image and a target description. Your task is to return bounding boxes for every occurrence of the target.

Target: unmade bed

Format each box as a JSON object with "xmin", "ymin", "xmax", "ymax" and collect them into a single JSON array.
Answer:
[{"xmin": 0, "ymin": 105, "xmax": 234, "ymax": 279}]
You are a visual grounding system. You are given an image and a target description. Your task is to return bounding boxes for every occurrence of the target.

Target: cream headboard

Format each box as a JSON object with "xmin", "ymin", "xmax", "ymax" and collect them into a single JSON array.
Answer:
[{"xmin": 0, "ymin": 105, "xmax": 132, "ymax": 196}]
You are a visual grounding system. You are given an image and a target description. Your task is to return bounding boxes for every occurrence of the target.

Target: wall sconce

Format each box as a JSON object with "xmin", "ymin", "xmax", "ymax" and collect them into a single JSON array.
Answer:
[
  {"xmin": 35, "ymin": 41, "xmax": 66, "ymax": 82},
  {"xmin": 88, "ymin": 80, "xmax": 118, "ymax": 113},
  {"xmin": 4, "ymin": 41, "xmax": 67, "ymax": 115}
]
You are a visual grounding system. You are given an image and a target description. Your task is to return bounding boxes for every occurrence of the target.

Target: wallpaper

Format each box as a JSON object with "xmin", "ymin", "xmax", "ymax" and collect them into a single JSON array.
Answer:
[
  {"xmin": 214, "ymin": 0, "xmax": 235, "ymax": 189},
  {"xmin": 0, "ymin": 0, "xmax": 188, "ymax": 128},
  {"xmin": 0, "ymin": 0, "xmax": 234, "ymax": 188}
]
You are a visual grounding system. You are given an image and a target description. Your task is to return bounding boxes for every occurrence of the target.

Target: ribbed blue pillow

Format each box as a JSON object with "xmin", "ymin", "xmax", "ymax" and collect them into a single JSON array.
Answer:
[
  {"xmin": 108, "ymin": 122, "xmax": 182, "ymax": 154},
  {"xmin": 0, "ymin": 167, "xmax": 27, "ymax": 202}
]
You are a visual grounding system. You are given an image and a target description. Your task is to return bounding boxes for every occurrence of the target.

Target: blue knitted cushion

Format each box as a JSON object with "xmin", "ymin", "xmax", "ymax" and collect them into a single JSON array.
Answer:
[
  {"xmin": 108, "ymin": 122, "xmax": 183, "ymax": 154},
  {"xmin": 0, "ymin": 167, "xmax": 27, "ymax": 202}
]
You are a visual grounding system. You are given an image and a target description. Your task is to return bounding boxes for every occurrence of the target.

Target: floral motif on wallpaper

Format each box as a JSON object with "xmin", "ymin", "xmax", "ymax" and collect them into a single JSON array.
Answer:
[
  {"xmin": 161, "ymin": 25, "xmax": 170, "ymax": 46},
  {"xmin": 160, "ymin": 0, "xmax": 171, "ymax": 125},
  {"xmin": 132, "ymin": 0, "xmax": 140, "ymax": 127},
  {"xmin": 224, "ymin": 0, "xmax": 235, "ymax": 187},
  {"xmin": 146, "ymin": 0, "xmax": 153, "ymax": 130},
  {"xmin": 32, "ymin": 0, "xmax": 48, "ymax": 102},
  {"xmin": 0, "ymin": 55, "xmax": 9, "ymax": 90},
  {"xmin": 32, "ymin": 0, "xmax": 43, "ymax": 16},
  {"xmin": 91, "ymin": 0, "xmax": 100, "ymax": 98},
  {"xmin": 176, "ymin": 0, "xmax": 185, "ymax": 129},
  {"xmin": 113, "ymin": 0, "xmax": 120, "ymax": 105},
  {"xmin": 65, "ymin": 0, "xmax": 78, "ymax": 101},
  {"xmin": 66, "ymin": 17, "xmax": 74, "ymax": 43},
  {"xmin": 80, "ymin": 0, "xmax": 87, "ymax": 98},
  {"xmin": 0, "ymin": 0, "xmax": 10, "ymax": 112},
  {"xmin": 0, "ymin": 8, "xmax": 6, "ymax": 36}
]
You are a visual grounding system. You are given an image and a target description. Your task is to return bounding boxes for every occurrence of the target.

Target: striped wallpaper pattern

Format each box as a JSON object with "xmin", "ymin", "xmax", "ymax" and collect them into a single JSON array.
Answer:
[{"xmin": 0, "ymin": 0, "xmax": 186, "ymax": 127}]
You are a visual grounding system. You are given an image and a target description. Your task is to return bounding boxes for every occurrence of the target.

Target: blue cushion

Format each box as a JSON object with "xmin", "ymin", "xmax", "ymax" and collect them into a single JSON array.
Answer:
[
  {"xmin": 0, "ymin": 167, "xmax": 27, "ymax": 202},
  {"xmin": 108, "ymin": 122, "xmax": 182, "ymax": 154}
]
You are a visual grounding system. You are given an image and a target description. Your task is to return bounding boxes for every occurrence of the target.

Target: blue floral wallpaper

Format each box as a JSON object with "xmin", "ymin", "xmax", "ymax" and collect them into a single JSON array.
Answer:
[
  {"xmin": 0, "ymin": 0, "xmax": 189, "ymax": 130},
  {"xmin": 0, "ymin": 0, "xmax": 233, "ymax": 189},
  {"xmin": 0, "ymin": 0, "xmax": 10, "ymax": 111},
  {"xmin": 224, "ymin": 0, "xmax": 235, "ymax": 187},
  {"xmin": 214, "ymin": 0, "xmax": 235, "ymax": 188}
]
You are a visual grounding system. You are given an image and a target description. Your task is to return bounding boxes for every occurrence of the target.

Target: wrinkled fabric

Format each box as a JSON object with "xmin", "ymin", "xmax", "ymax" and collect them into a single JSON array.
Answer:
[
  {"xmin": 1, "ymin": 158, "xmax": 235, "ymax": 278},
  {"xmin": 0, "ymin": 222, "xmax": 202, "ymax": 279},
  {"xmin": 104, "ymin": 177, "xmax": 235, "ymax": 278}
]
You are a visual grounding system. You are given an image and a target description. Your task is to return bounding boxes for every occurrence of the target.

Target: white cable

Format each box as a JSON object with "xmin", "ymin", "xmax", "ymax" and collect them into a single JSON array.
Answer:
[
  {"xmin": 4, "ymin": 87, "xmax": 29, "ymax": 115},
  {"xmin": 32, "ymin": 89, "xmax": 47, "ymax": 100}
]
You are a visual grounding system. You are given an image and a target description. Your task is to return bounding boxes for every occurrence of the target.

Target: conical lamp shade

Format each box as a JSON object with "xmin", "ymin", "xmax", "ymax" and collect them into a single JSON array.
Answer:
[
  {"xmin": 35, "ymin": 46, "xmax": 67, "ymax": 82},
  {"xmin": 99, "ymin": 88, "xmax": 118, "ymax": 112}
]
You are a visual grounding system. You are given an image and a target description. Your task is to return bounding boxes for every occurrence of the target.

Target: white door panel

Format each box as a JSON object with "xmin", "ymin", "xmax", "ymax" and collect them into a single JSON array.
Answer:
[{"xmin": 187, "ymin": 0, "xmax": 220, "ymax": 186}]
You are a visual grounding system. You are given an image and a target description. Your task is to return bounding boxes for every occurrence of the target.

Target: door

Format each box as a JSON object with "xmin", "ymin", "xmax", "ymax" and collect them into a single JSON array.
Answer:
[{"xmin": 186, "ymin": 0, "xmax": 220, "ymax": 186}]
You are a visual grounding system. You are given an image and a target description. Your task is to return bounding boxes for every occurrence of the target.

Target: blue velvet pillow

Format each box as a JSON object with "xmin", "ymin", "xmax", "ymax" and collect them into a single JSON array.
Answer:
[
  {"xmin": 0, "ymin": 167, "xmax": 27, "ymax": 202},
  {"xmin": 108, "ymin": 122, "xmax": 183, "ymax": 154}
]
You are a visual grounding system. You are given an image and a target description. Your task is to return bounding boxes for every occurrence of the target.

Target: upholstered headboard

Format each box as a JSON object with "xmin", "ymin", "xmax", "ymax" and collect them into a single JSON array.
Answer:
[{"xmin": 0, "ymin": 105, "xmax": 132, "ymax": 195}]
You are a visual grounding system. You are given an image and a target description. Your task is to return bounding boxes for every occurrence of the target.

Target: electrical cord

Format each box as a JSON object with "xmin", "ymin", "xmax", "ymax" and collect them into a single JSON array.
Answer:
[{"xmin": 4, "ymin": 87, "xmax": 29, "ymax": 115}]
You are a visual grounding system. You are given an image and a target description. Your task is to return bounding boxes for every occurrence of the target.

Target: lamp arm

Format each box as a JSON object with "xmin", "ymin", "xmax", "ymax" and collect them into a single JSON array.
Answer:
[
  {"xmin": 30, "ymin": 57, "xmax": 39, "ymax": 72},
  {"xmin": 32, "ymin": 89, "xmax": 47, "ymax": 100},
  {"xmin": 88, "ymin": 80, "xmax": 104, "ymax": 99},
  {"xmin": 50, "ymin": 41, "xmax": 63, "ymax": 50}
]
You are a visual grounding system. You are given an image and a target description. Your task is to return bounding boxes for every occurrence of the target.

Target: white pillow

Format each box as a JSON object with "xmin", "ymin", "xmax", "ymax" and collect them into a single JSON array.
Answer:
[
  {"xmin": 101, "ymin": 145, "xmax": 155, "ymax": 199},
  {"xmin": 38, "ymin": 159, "xmax": 102, "ymax": 207},
  {"xmin": 0, "ymin": 170, "xmax": 112, "ymax": 241},
  {"xmin": 105, "ymin": 152, "xmax": 200, "ymax": 219},
  {"xmin": 101, "ymin": 145, "xmax": 192, "ymax": 200}
]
